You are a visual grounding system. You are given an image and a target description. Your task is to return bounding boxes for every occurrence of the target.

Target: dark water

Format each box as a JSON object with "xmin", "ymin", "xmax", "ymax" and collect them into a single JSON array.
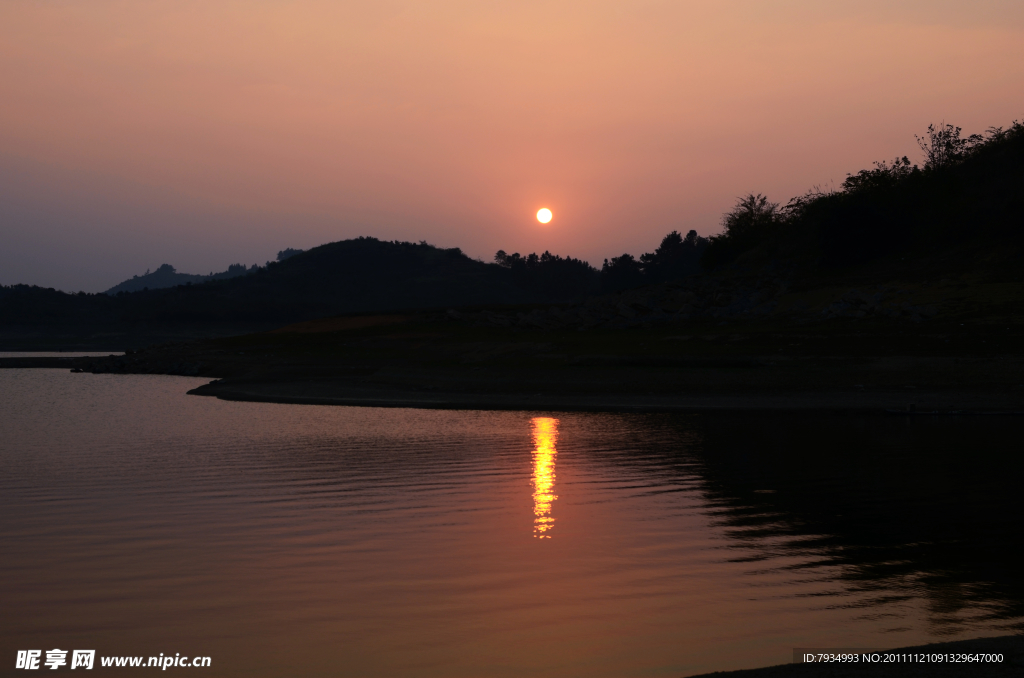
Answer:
[{"xmin": 1, "ymin": 368, "xmax": 1022, "ymax": 677}]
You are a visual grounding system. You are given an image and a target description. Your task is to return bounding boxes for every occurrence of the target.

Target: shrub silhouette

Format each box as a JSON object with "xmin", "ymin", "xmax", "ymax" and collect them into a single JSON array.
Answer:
[{"xmin": 916, "ymin": 123, "xmax": 984, "ymax": 170}]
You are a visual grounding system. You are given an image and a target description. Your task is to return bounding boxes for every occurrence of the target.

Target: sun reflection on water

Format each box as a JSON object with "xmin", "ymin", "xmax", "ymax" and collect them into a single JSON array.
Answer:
[{"xmin": 531, "ymin": 417, "xmax": 559, "ymax": 538}]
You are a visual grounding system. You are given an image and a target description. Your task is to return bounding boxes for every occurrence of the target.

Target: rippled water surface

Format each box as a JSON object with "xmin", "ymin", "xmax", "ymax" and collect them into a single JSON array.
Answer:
[{"xmin": 2, "ymin": 369, "xmax": 1022, "ymax": 676}]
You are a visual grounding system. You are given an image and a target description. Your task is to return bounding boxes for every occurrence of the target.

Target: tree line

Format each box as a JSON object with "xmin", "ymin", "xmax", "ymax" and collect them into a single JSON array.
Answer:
[{"xmin": 494, "ymin": 229, "xmax": 709, "ymax": 300}]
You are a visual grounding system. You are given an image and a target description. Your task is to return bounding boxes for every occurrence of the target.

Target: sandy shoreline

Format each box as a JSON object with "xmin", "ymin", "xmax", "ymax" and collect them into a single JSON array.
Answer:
[{"xmin": 688, "ymin": 634, "xmax": 1022, "ymax": 677}]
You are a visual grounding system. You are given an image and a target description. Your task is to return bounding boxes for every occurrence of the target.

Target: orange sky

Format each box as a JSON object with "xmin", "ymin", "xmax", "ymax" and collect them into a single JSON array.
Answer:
[{"xmin": 2, "ymin": 1, "xmax": 1023, "ymax": 291}]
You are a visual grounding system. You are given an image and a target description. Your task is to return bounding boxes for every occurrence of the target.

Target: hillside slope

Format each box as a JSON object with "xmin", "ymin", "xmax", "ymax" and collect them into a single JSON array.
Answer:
[
  {"xmin": 0, "ymin": 238, "xmax": 532, "ymax": 348},
  {"xmin": 703, "ymin": 121, "xmax": 1024, "ymax": 276}
]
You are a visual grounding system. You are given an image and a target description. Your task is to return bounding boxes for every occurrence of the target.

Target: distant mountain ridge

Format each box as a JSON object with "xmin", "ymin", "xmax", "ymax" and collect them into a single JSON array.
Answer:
[
  {"xmin": 105, "ymin": 249, "xmax": 305, "ymax": 295},
  {"xmin": 105, "ymin": 263, "xmax": 255, "ymax": 295}
]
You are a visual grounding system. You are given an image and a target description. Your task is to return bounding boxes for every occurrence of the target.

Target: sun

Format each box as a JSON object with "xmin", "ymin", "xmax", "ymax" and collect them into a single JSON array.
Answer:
[{"xmin": 536, "ymin": 208, "xmax": 552, "ymax": 224}]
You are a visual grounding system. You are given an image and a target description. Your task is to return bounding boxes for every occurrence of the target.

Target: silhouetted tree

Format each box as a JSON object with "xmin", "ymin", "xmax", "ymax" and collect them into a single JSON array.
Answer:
[
  {"xmin": 495, "ymin": 250, "xmax": 598, "ymax": 301},
  {"xmin": 639, "ymin": 230, "xmax": 708, "ymax": 282},
  {"xmin": 702, "ymin": 195, "xmax": 780, "ymax": 268},
  {"xmin": 600, "ymin": 253, "xmax": 644, "ymax": 293},
  {"xmin": 596, "ymin": 230, "xmax": 708, "ymax": 292}
]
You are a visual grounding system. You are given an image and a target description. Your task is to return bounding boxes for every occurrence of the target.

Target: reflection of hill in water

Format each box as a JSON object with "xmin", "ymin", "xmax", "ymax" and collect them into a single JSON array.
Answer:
[{"xmin": 614, "ymin": 414, "xmax": 1024, "ymax": 635}]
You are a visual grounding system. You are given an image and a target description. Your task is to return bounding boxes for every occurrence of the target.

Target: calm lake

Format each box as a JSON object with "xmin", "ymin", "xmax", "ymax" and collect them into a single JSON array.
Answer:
[{"xmin": 2, "ymin": 367, "xmax": 1022, "ymax": 677}]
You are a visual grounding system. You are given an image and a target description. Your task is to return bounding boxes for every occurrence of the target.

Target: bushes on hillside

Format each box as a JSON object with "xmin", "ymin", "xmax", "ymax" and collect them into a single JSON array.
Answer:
[
  {"xmin": 701, "ymin": 120, "xmax": 1024, "ymax": 270},
  {"xmin": 916, "ymin": 123, "xmax": 984, "ymax": 170}
]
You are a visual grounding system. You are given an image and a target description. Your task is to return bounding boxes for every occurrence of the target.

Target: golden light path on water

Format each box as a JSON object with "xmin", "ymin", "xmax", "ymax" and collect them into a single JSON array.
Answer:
[{"xmin": 531, "ymin": 417, "xmax": 559, "ymax": 538}]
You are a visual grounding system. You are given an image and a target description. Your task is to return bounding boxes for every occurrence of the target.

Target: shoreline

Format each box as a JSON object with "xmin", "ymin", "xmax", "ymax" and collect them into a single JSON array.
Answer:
[
  {"xmin": 687, "ymin": 634, "xmax": 1023, "ymax": 677},
  {"xmin": 188, "ymin": 379, "xmax": 1024, "ymax": 414},
  {"xmin": 4, "ymin": 329, "xmax": 1024, "ymax": 414},
  {"xmin": 3, "ymin": 356, "xmax": 1024, "ymax": 414}
]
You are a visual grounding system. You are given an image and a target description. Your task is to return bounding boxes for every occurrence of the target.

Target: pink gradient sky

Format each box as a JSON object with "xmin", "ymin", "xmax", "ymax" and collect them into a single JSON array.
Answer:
[{"xmin": 2, "ymin": 1, "xmax": 1023, "ymax": 291}]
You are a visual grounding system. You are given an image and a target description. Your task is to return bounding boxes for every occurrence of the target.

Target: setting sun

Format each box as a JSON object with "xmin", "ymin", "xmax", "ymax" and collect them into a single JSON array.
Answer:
[{"xmin": 536, "ymin": 208, "xmax": 552, "ymax": 224}]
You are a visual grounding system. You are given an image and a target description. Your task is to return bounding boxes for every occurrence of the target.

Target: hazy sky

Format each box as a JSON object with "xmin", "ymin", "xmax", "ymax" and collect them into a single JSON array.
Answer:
[{"xmin": 2, "ymin": 1, "xmax": 1023, "ymax": 292}]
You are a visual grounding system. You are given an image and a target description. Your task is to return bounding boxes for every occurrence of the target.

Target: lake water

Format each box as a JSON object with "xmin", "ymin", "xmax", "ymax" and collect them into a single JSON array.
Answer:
[{"xmin": 1, "ymin": 368, "xmax": 1022, "ymax": 676}]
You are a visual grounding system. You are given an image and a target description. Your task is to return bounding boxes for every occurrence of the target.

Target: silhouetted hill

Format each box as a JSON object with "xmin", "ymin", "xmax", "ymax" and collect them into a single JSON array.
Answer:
[
  {"xmin": 4, "ymin": 118, "xmax": 1022, "ymax": 351},
  {"xmin": 0, "ymin": 238, "xmax": 543, "ymax": 346},
  {"xmin": 130, "ymin": 237, "xmax": 530, "ymax": 323},
  {"xmin": 703, "ymin": 120, "xmax": 1024, "ymax": 275}
]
